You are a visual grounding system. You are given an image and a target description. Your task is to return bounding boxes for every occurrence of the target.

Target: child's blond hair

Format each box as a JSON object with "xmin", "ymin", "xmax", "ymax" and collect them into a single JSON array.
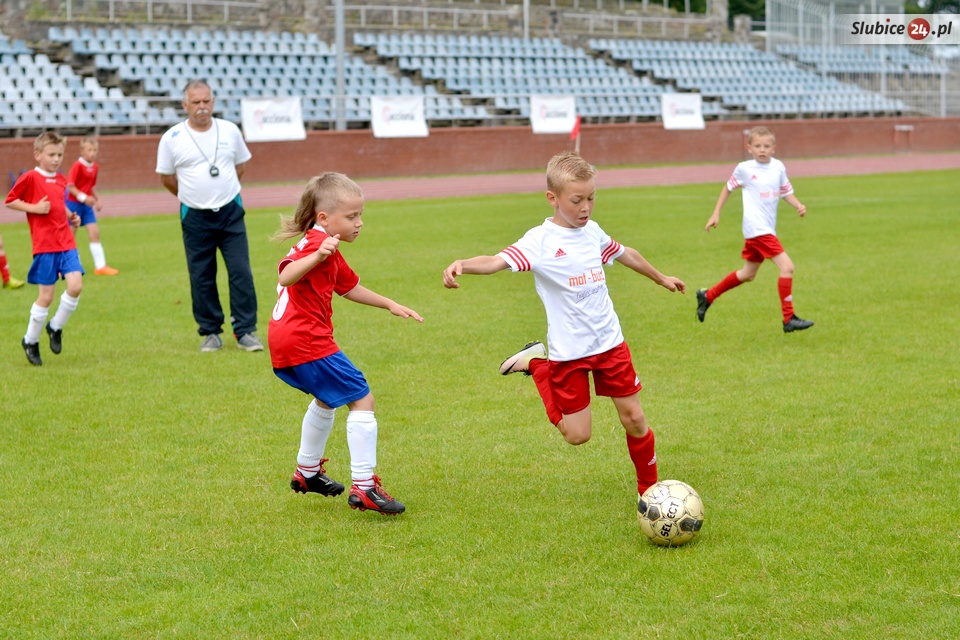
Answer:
[
  {"xmin": 747, "ymin": 126, "xmax": 775, "ymax": 143},
  {"xmin": 34, "ymin": 131, "xmax": 65, "ymax": 152},
  {"xmin": 272, "ymin": 172, "xmax": 363, "ymax": 242},
  {"xmin": 79, "ymin": 134, "xmax": 98, "ymax": 148},
  {"xmin": 546, "ymin": 151, "xmax": 596, "ymax": 194}
]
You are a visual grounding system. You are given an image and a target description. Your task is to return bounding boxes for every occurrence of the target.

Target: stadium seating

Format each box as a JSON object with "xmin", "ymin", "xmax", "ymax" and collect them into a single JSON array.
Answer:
[
  {"xmin": 357, "ymin": 32, "xmax": 683, "ymax": 122},
  {"xmin": 46, "ymin": 25, "xmax": 489, "ymax": 128},
  {"xmin": 0, "ymin": 38, "xmax": 126, "ymax": 135},
  {"xmin": 590, "ymin": 38, "xmax": 909, "ymax": 117},
  {"xmin": 776, "ymin": 44, "xmax": 948, "ymax": 76},
  {"xmin": 1, "ymin": 24, "xmax": 928, "ymax": 137}
]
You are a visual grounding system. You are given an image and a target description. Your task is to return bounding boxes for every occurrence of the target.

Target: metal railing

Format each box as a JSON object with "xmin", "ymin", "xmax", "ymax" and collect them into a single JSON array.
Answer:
[
  {"xmin": 44, "ymin": 0, "xmax": 714, "ymax": 36},
  {"xmin": 59, "ymin": 0, "xmax": 260, "ymax": 23}
]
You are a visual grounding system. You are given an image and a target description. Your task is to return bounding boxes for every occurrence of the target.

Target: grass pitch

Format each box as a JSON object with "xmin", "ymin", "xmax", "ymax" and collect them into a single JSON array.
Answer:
[{"xmin": 1, "ymin": 170, "xmax": 958, "ymax": 638}]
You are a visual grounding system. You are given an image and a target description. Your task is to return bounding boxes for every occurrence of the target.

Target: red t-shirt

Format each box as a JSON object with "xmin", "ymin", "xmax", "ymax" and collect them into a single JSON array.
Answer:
[
  {"xmin": 5, "ymin": 169, "xmax": 75, "ymax": 255},
  {"xmin": 66, "ymin": 159, "xmax": 98, "ymax": 203},
  {"xmin": 268, "ymin": 226, "xmax": 360, "ymax": 369}
]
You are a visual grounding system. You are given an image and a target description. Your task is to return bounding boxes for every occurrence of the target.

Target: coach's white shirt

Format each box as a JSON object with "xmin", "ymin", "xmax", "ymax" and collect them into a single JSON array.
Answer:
[
  {"xmin": 498, "ymin": 218, "xmax": 625, "ymax": 362},
  {"xmin": 156, "ymin": 118, "xmax": 252, "ymax": 210},
  {"xmin": 726, "ymin": 158, "xmax": 794, "ymax": 239}
]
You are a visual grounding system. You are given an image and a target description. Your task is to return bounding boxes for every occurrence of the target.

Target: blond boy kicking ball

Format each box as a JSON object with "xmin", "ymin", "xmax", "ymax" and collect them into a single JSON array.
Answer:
[
  {"xmin": 443, "ymin": 151, "xmax": 685, "ymax": 507},
  {"xmin": 697, "ymin": 126, "xmax": 814, "ymax": 333}
]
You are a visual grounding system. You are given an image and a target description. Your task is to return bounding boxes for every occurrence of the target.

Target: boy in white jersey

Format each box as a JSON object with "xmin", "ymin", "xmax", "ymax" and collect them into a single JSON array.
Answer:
[
  {"xmin": 697, "ymin": 126, "xmax": 814, "ymax": 333},
  {"xmin": 443, "ymin": 151, "xmax": 685, "ymax": 507}
]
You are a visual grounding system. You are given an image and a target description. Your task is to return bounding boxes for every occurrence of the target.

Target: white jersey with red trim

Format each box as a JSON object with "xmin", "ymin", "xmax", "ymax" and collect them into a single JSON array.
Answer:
[
  {"xmin": 726, "ymin": 158, "xmax": 794, "ymax": 239},
  {"xmin": 498, "ymin": 218, "xmax": 625, "ymax": 362}
]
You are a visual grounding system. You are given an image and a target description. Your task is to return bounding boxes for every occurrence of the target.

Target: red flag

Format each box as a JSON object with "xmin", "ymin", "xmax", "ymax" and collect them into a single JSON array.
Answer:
[{"xmin": 569, "ymin": 115, "xmax": 581, "ymax": 141}]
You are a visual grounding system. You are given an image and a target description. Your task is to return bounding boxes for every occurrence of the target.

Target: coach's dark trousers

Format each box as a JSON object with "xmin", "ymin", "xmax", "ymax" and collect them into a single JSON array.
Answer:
[{"xmin": 180, "ymin": 196, "xmax": 258, "ymax": 338}]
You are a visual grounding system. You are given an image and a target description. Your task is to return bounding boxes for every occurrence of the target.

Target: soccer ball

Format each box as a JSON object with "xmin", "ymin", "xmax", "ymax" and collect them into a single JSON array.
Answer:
[{"xmin": 638, "ymin": 480, "xmax": 705, "ymax": 547}]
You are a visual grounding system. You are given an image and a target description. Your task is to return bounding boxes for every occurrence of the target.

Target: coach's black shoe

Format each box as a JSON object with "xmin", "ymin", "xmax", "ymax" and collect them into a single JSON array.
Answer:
[
  {"xmin": 783, "ymin": 315, "xmax": 814, "ymax": 333},
  {"xmin": 290, "ymin": 459, "xmax": 345, "ymax": 497},
  {"xmin": 46, "ymin": 322, "xmax": 62, "ymax": 354},
  {"xmin": 696, "ymin": 288, "xmax": 711, "ymax": 323},
  {"xmin": 22, "ymin": 339, "xmax": 42, "ymax": 366}
]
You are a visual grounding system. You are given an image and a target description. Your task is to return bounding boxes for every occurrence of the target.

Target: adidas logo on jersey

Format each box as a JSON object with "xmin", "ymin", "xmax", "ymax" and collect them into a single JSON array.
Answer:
[
  {"xmin": 554, "ymin": 248, "xmax": 567, "ymax": 258},
  {"xmin": 751, "ymin": 174, "xmax": 758, "ymax": 180}
]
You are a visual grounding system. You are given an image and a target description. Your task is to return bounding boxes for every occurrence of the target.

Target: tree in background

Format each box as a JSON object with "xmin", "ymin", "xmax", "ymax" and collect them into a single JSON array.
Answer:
[{"xmin": 905, "ymin": 0, "xmax": 959, "ymax": 12}]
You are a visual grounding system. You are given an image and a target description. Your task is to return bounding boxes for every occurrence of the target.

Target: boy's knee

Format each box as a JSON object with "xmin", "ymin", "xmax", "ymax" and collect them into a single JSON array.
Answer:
[
  {"xmin": 563, "ymin": 432, "xmax": 591, "ymax": 446},
  {"xmin": 620, "ymin": 411, "xmax": 647, "ymax": 434}
]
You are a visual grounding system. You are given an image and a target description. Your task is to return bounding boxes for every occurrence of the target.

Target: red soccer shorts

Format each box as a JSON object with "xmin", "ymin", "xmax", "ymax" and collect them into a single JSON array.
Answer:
[
  {"xmin": 548, "ymin": 341, "xmax": 642, "ymax": 416},
  {"xmin": 741, "ymin": 234, "xmax": 785, "ymax": 262}
]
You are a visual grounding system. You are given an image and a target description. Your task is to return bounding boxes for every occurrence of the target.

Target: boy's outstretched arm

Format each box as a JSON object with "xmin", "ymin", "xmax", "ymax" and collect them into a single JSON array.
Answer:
[
  {"xmin": 442, "ymin": 256, "xmax": 509, "ymax": 289},
  {"xmin": 616, "ymin": 247, "xmax": 685, "ymax": 294},
  {"xmin": 342, "ymin": 285, "xmax": 424, "ymax": 322},
  {"xmin": 706, "ymin": 185, "xmax": 731, "ymax": 231}
]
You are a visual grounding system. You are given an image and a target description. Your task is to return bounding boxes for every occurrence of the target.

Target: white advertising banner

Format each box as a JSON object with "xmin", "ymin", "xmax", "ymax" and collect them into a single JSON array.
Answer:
[
  {"xmin": 370, "ymin": 95, "xmax": 428, "ymax": 138},
  {"xmin": 240, "ymin": 97, "xmax": 306, "ymax": 142},
  {"xmin": 660, "ymin": 93, "xmax": 705, "ymax": 130},
  {"xmin": 529, "ymin": 95, "xmax": 577, "ymax": 134}
]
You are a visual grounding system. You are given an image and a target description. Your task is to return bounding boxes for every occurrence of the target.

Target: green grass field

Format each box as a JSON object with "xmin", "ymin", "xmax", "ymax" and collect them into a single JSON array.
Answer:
[{"xmin": 1, "ymin": 170, "xmax": 958, "ymax": 639}]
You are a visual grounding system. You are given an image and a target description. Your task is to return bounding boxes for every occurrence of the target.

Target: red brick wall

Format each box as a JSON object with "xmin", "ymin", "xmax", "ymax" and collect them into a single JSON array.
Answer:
[{"xmin": 2, "ymin": 117, "xmax": 957, "ymax": 192}]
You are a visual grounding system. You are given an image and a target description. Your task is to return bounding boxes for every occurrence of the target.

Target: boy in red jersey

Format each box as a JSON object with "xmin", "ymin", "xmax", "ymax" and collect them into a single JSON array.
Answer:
[
  {"xmin": 5, "ymin": 131, "xmax": 84, "ymax": 366},
  {"xmin": 0, "ymin": 230, "xmax": 25, "ymax": 289},
  {"xmin": 697, "ymin": 126, "xmax": 813, "ymax": 333},
  {"xmin": 442, "ymin": 151, "xmax": 686, "ymax": 510},
  {"xmin": 269, "ymin": 173, "xmax": 423, "ymax": 515},
  {"xmin": 65, "ymin": 135, "xmax": 119, "ymax": 275}
]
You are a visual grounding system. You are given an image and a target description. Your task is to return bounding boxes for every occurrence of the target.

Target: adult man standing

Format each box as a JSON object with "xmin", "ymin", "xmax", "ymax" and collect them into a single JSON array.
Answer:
[{"xmin": 157, "ymin": 79, "xmax": 263, "ymax": 352}]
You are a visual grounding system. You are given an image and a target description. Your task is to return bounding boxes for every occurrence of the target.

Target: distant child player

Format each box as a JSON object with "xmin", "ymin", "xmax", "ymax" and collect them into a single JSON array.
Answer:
[
  {"xmin": 0, "ymin": 231, "xmax": 25, "ymax": 289},
  {"xmin": 697, "ymin": 126, "xmax": 813, "ymax": 333},
  {"xmin": 5, "ymin": 131, "xmax": 84, "ymax": 366},
  {"xmin": 269, "ymin": 172, "xmax": 423, "ymax": 515},
  {"xmin": 66, "ymin": 135, "xmax": 119, "ymax": 275},
  {"xmin": 442, "ymin": 151, "xmax": 686, "ymax": 504}
]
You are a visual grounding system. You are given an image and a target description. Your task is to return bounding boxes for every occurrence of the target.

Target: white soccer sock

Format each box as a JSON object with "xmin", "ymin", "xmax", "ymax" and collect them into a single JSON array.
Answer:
[
  {"xmin": 89, "ymin": 242, "xmax": 106, "ymax": 270},
  {"xmin": 296, "ymin": 402, "xmax": 336, "ymax": 477},
  {"xmin": 346, "ymin": 410, "xmax": 378, "ymax": 486},
  {"xmin": 50, "ymin": 292, "xmax": 80, "ymax": 331},
  {"xmin": 24, "ymin": 304, "xmax": 49, "ymax": 344}
]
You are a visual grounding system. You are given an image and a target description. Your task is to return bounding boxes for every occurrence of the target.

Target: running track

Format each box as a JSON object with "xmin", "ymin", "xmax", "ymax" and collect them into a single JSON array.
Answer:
[{"xmin": 1, "ymin": 152, "xmax": 958, "ymax": 224}]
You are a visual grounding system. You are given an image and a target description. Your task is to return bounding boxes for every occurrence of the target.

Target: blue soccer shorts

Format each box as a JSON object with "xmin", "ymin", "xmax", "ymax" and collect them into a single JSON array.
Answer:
[
  {"xmin": 27, "ymin": 249, "xmax": 85, "ymax": 286},
  {"xmin": 66, "ymin": 199, "xmax": 97, "ymax": 227},
  {"xmin": 273, "ymin": 350, "xmax": 371, "ymax": 408}
]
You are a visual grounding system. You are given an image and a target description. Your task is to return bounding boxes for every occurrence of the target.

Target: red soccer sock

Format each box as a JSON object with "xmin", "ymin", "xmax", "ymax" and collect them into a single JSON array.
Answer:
[
  {"xmin": 626, "ymin": 429, "xmax": 658, "ymax": 495},
  {"xmin": 529, "ymin": 358, "xmax": 562, "ymax": 426},
  {"xmin": 778, "ymin": 277, "xmax": 795, "ymax": 323},
  {"xmin": 0, "ymin": 254, "xmax": 9, "ymax": 284},
  {"xmin": 707, "ymin": 270, "xmax": 743, "ymax": 303}
]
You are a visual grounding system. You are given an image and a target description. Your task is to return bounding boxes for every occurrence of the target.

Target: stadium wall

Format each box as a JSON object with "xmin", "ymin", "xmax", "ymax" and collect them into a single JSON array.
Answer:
[{"xmin": 1, "ymin": 118, "xmax": 957, "ymax": 192}]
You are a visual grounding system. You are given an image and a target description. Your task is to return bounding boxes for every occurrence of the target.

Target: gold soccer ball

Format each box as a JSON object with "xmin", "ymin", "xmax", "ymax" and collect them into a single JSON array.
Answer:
[{"xmin": 638, "ymin": 480, "xmax": 705, "ymax": 547}]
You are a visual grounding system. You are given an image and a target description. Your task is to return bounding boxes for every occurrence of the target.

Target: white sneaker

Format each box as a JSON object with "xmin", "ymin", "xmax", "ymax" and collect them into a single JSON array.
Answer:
[
  {"xmin": 499, "ymin": 341, "xmax": 546, "ymax": 375},
  {"xmin": 237, "ymin": 333, "xmax": 264, "ymax": 352},
  {"xmin": 200, "ymin": 334, "xmax": 223, "ymax": 352}
]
